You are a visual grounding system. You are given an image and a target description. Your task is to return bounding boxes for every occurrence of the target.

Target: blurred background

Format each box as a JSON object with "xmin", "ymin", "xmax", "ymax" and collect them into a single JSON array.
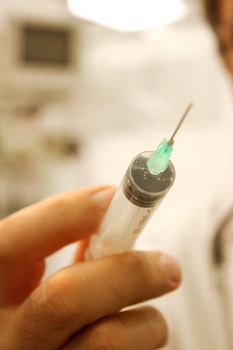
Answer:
[{"xmin": 0, "ymin": 0, "xmax": 231, "ymax": 217}]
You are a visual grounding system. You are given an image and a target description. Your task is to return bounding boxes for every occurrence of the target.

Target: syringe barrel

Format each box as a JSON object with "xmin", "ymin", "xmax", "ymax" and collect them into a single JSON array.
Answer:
[{"xmin": 85, "ymin": 151, "xmax": 175, "ymax": 259}]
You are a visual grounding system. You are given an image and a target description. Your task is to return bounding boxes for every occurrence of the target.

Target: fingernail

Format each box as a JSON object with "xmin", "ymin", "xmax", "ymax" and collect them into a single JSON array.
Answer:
[
  {"xmin": 91, "ymin": 188, "xmax": 116, "ymax": 211},
  {"xmin": 159, "ymin": 254, "xmax": 181, "ymax": 287}
]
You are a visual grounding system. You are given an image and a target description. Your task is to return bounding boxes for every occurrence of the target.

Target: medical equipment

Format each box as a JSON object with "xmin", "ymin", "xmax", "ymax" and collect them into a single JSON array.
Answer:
[{"xmin": 86, "ymin": 104, "xmax": 193, "ymax": 259}]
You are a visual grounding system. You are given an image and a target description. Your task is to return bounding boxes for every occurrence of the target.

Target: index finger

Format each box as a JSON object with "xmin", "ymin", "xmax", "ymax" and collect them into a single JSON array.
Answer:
[{"xmin": 0, "ymin": 186, "xmax": 115, "ymax": 263}]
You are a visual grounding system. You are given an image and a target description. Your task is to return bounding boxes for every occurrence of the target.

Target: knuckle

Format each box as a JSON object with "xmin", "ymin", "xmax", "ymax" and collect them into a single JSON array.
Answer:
[
  {"xmin": 18, "ymin": 296, "xmax": 40, "ymax": 337},
  {"xmin": 42, "ymin": 273, "xmax": 76, "ymax": 325},
  {"xmin": 109, "ymin": 251, "xmax": 156, "ymax": 305},
  {"xmin": 15, "ymin": 294, "xmax": 53, "ymax": 348},
  {"xmin": 86, "ymin": 323, "xmax": 118, "ymax": 350},
  {"xmin": 120, "ymin": 251, "xmax": 148, "ymax": 275},
  {"xmin": 24, "ymin": 272, "xmax": 81, "ymax": 331},
  {"xmin": 118, "ymin": 251, "xmax": 152, "ymax": 291}
]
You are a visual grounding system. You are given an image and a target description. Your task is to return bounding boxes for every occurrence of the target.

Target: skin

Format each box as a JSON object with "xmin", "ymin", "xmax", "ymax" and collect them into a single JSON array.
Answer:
[
  {"xmin": 0, "ymin": 185, "xmax": 181, "ymax": 350},
  {"xmin": 215, "ymin": 0, "xmax": 233, "ymax": 75}
]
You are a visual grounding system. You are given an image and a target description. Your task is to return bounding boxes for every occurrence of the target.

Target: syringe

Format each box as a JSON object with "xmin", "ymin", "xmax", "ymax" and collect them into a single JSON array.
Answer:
[{"xmin": 85, "ymin": 104, "xmax": 193, "ymax": 259}]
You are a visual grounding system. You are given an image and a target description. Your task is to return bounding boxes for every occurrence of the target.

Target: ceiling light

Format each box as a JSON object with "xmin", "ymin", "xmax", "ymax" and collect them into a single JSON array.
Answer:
[{"xmin": 67, "ymin": 0, "xmax": 188, "ymax": 32}]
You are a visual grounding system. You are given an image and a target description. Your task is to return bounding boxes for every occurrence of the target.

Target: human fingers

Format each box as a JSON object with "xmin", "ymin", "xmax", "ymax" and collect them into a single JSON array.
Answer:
[
  {"xmin": 0, "ymin": 186, "xmax": 115, "ymax": 263},
  {"xmin": 63, "ymin": 306, "xmax": 168, "ymax": 350},
  {"xmin": 0, "ymin": 186, "xmax": 115, "ymax": 306},
  {"xmin": 15, "ymin": 251, "xmax": 181, "ymax": 350}
]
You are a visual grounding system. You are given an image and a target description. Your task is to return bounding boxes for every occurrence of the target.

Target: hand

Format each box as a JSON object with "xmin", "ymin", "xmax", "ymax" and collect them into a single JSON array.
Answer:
[{"xmin": 0, "ymin": 186, "xmax": 181, "ymax": 350}]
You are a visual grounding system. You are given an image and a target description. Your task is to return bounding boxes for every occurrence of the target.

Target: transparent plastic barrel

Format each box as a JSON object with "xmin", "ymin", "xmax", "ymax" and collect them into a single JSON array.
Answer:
[{"xmin": 86, "ymin": 151, "xmax": 175, "ymax": 259}]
